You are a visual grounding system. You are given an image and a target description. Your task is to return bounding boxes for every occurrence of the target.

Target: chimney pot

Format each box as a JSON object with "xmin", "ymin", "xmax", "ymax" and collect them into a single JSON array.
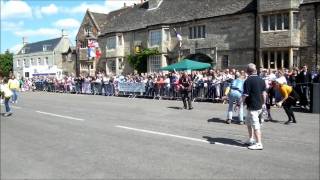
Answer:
[{"xmin": 22, "ymin": 37, "xmax": 28, "ymax": 46}]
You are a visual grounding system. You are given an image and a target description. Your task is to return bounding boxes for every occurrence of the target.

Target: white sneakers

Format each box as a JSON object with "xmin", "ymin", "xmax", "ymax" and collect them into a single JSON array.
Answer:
[
  {"xmin": 248, "ymin": 143, "xmax": 263, "ymax": 150},
  {"xmin": 244, "ymin": 138, "xmax": 263, "ymax": 150},
  {"xmin": 244, "ymin": 138, "xmax": 256, "ymax": 146}
]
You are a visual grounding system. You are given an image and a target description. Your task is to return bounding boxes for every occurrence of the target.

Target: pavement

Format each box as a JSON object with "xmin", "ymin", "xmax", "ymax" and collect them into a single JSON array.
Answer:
[{"xmin": 1, "ymin": 91, "xmax": 319, "ymax": 179}]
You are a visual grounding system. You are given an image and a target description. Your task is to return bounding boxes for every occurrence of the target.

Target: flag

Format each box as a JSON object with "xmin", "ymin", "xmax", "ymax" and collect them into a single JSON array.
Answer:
[
  {"xmin": 174, "ymin": 28, "xmax": 182, "ymax": 48},
  {"xmin": 87, "ymin": 39, "xmax": 96, "ymax": 59}
]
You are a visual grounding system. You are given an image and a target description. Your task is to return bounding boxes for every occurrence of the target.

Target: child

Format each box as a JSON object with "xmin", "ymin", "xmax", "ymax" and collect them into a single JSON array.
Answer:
[{"xmin": 0, "ymin": 77, "xmax": 13, "ymax": 117}]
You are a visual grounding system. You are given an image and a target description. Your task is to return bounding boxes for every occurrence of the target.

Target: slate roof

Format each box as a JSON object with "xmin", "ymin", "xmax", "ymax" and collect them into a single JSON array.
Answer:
[
  {"xmin": 17, "ymin": 37, "xmax": 62, "ymax": 55},
  {"xmin": 100, "ymin": 0, "xmax": 257, "ymax": 35},
  {"xmin": 90, "ymin": 11, "xmax": 109, "ymax": 30}
]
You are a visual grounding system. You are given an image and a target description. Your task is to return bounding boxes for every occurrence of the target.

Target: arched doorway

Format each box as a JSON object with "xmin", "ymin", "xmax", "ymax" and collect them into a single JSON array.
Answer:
[{"xmin": 185, "ymin": 53, "xmax": 213, "ymax": 64}]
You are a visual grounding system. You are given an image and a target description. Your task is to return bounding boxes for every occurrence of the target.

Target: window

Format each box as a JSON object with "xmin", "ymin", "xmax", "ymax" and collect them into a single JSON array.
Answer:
[
  {"xmin": 25, "ymin": 59, "xmax": 29, "ymax": 68},
  {"xmin": 31, "ymin": 58, "xmax": 36, "ymax": 66},
  {"xmin": 276, "ymin": 14, "xmax": 282, "ymax": 30},
  {"xmin": 283, "ymin": 14, "xmax": 289, "ymax": 29},
  {"xmin": 189, "ymin": 25, "xmax": 206, "ymax": 39},
  {"xmin": 189, "ymin": 27, "xmax": 192, "ymax": 39},
  {"xmin": 263, "ymin": 52, "xmax": 269, "ymax": 68},
  {"xmin": 149, "ymin": 30, "xmax": 161, "ymax": 47},
  {"xmin": 270, "ymin": 52, "xmax": 275, "ymax": 69},
  {"xmin": 293, "ymin": 12, "xmax": 299, "ymax": 29},
  {"xmin": 37, "ymin": 58, "xmax": 41, "ymax": 66},
  {"xmin": 16, "ymin": 59, "xmax": 20, "ymax": 67},
  {"xmin": 276, "ymin": 51, "xmax": 282, "ymax": 69},
  {"xmin": 262, "ymin": 16, "xmax": 268, "ymax": 31},
  {"xmin": 262, "ymin": 50, "xmax": 290, "ymax": 69},
  {"xmin": 261, "ymin": 13, "xmax": 290, "ymax": 32},
  {"xmin": 21, "ymin": 48, "xmax": 25, "ymax": 54},
  {"xmin": 270, "ymin": 15, "xmax": 276, "ymax": 31},
  {"xmin": 222, "ymin": 55, "xmax": 229, "ymax": 69},
  {"xmin": 106, "ymin": 37, "xmax": 116, "ymax": 50},
  {"xmin": 109, "ymin": 59, "xmax": 116, "ymax": 73},
  {"xmin": 118, "ymin": 35, "xmax": 123, "ymax": 46},
  {"xmin": 45, "ymin": 57, "xmax": 49, "ymax": 65},
  {"xmin": 149, "ymin": 55, "xmax": 161, "ymax": 72},
  {"xmin": 43, "ymin": 45, "xmax": 47, "ymax": 51},
  {"xmin": 23, "ymin": 59, "xmax": 26, "ymax": 67}
]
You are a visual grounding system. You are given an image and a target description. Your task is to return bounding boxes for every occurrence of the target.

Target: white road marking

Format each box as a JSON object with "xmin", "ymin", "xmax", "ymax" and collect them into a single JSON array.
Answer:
[
  {"xmin": 116, "ymin": 125, "xmax": 246, "ymax": 149},
  {"xmin": 36, "ymin": 111, "xmax": 85, "ymax": 121}
]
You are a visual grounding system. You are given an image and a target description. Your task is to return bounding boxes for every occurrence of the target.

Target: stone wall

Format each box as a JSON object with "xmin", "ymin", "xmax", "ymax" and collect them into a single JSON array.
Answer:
[
  {"xmin": 258, "ymin": 0, "xmax": 300, "ymax": 12},
  {"xmin": 299, "ymin": 3, "xmax": 318, "ymax": 68}
]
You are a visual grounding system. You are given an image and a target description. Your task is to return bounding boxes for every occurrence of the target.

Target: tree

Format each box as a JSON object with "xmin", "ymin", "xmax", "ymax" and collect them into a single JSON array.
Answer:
[
  {"xmin": 127, "ymin": 48, "xmax": 159, "ymax": 74},
  {"xmin": 0, "ymin": 50, "xmax": 13, "ymax": 77}
]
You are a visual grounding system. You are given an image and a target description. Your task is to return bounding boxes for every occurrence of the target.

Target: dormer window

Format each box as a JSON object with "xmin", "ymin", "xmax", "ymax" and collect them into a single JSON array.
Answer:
[
  {"xmin": 43, "ymin": 45, "xmax": 48, "ymax": 51},
  {"xmin": 21, "ymin": 48, "xmax": 25, "ymax": 54}
]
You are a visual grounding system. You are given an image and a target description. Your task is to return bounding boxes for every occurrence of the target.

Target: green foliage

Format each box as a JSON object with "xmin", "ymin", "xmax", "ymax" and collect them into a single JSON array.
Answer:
[
  {"xmin": 0, "ymin": 50, "xmax": 13, "ymax": 77},
  {"xmin": 127, "ymin": 48, "xmax": 160, "ymax": 74}
]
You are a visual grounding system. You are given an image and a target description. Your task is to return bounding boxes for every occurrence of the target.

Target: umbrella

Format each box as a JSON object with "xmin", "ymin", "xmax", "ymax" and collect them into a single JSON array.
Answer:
[{"xmin": 161, "ymin": 59, "xmax": 211, "ymax": 71}]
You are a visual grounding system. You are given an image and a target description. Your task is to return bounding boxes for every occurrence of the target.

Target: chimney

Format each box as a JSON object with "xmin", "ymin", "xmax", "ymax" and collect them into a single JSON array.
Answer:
[
  {"xmin": 22, "ymin": 37, "xmax": 28, "ymax": 46},
  {"xmin": 61, "ymin": 29, "xmax": 68, "ymax": 37},
  {"xmin": 123, "ymin": 2, "xmax": 126, "ymax": 7}
]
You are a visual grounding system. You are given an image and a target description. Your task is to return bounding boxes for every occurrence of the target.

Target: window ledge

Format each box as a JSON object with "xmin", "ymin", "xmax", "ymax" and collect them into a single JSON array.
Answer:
[{"xmin": 261, "ymin": 30, "xmax": 290, "ymax": 33}]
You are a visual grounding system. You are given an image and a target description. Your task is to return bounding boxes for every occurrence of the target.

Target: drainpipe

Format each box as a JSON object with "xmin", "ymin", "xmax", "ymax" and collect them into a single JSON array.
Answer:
[
  {"xmin": 254, "ymin": 8, "xmax": 258, "ymax": 65},
  {"xmin": 315, "ymin": 3, "xmax": 319, "ymax": 69}
]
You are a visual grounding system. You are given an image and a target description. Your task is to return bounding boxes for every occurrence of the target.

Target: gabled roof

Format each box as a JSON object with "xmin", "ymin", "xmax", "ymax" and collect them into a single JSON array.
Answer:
[
  {"xmin": 100, "ymin": 0, "xmax": 256, "ymax": 35},
  {"xmin": 17, "ymin": 37, "xmax": 62, "ymax": 55},
  {"xmin": 90, "ymin": 11, "xmax": 109, "ymax": 30}
]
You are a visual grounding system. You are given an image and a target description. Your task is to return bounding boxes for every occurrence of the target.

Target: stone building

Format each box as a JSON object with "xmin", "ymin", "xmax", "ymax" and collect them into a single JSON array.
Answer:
[
  {"xmin": 76, "ymin": 10, "xmax": 109, "ymax": 76},
  {"xmin": 13, "ymin": 31, "xmax": 75, "ymax": 79},
  {"xmin": 78, "ymin": 0, "xmax": 319, "ymax": 74}
]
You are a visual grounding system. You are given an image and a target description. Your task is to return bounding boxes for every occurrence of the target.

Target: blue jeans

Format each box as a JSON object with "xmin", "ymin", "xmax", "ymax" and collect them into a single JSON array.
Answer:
[
  {"xmin": 11, "ymin": 89, "xmax": 18, "ymax": 102},
  {"xmin": 227, "ymin": 90, "xmax": 243, "ymax": 122},
  {"xmin": 4, "ymin": 97, "xmax": 11, "ymax": 112}
]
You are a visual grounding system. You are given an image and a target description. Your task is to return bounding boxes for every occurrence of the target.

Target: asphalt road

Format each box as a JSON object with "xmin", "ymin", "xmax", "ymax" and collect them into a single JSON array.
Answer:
[{"xmin": 1, "ymin": 92, "xmax": 319, "ymax": 179}]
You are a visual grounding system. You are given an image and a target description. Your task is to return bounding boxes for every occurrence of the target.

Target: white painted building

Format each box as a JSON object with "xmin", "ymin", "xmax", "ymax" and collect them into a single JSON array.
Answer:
[{"xmin": 13, "ymin": 32, "xmax": 75, "ymax": 79}]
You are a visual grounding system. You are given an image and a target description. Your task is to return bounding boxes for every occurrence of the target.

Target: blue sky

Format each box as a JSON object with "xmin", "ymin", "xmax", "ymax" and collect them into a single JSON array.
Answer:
[{"xmin": 1, "ymin": 0, "xmax": 141, "ymax": 53}]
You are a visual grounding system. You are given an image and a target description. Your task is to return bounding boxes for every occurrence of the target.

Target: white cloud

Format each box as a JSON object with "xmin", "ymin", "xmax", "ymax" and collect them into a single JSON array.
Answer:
[
  {"xmin": 63, "ymin": 0, "xmax": 142, "ymax": 14},
  {"xmin": 1, "ymin": 21, "xmax": 24, "ymax": 31},
  {"xmin": 14, "ymin": 28, "xmax": 61, "ymax": 38},
  {"xmin": 54, "ymin": 18, "xmax": 80, "ymax": 29},
  {"xmin": 10, "ymin": 44, "xmax": 23, "ymax": 54},
  {"xmin": 41, "ymin": 4, "xmax": 58, "ymax": 15},
  {"xmin": 1, "ymin": 0, "xmax": 32, "ymax": 19}
]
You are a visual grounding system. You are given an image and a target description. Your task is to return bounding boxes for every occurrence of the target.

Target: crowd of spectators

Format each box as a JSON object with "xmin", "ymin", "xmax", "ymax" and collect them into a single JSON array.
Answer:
[{"xmin": 18, "ymin": 65, "xmax": 319, "ymax": 106}]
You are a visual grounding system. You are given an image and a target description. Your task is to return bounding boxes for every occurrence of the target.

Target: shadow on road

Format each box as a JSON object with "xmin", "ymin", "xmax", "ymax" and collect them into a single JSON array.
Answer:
[
  {"xmin": 167, "ymin": 106, "xmax": 183, "ymax": 110},
  {"xmin": 203, "ymin": 136, "xmax": 246, "ymax": 147},
  {"xmin": 207, "ymin": 117, "xmax": 225, "ymax": 124},
  {"xmin": 207, "ymin": 117, "xmax": 243, "ymax": 124}
]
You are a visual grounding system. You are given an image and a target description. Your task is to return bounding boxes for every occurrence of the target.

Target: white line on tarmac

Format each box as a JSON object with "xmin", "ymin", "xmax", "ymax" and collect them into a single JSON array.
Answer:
[
  {"xmin": 116, "ymin": 125, "xmax": 246, "ymax": 149},
  {"xmin": 36, "ymin": 111, "xmax": 85, "ymax": 121}
]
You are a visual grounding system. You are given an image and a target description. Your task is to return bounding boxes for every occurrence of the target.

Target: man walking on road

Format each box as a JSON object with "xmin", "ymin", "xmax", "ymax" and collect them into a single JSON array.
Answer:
[
  {"xmin": 239, "ymin": 63, "xmax": 267, "ymax": 150},
  {"xmin": 179, "ymin": 72, "xmax": 193, "ymax": 110}
]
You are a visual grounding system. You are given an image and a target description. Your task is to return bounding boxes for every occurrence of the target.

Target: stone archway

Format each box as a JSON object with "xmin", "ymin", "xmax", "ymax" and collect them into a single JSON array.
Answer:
[{"xmin": 185, "ymin": 53, "xmax": 213, "ymax": 64}]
